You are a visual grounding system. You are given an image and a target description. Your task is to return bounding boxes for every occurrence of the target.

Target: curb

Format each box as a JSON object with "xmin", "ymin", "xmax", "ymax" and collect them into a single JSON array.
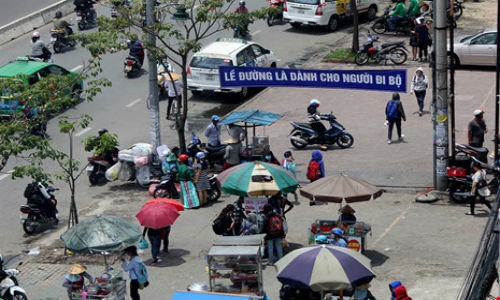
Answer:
[{"xmin": 0, "ymin": 0, "xmax": 74, "ymax": 46}]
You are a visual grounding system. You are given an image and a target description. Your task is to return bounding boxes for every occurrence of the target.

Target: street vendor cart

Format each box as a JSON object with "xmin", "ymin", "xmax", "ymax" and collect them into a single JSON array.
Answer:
[
  {"xmin": 307, "ymin": 219, "xmax": 372, "ymax": 253},
  {"xmin": 172, "ymin": 291, "xmax": 265, "ymax": 300},
  {"xmin": 71, "ymin": 268, "xmax": 126, "ymax": 300}
]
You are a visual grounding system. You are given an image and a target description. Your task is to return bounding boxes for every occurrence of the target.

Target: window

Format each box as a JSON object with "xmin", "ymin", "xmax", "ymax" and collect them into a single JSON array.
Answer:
[
  {"xmin": 250, "ymin": 45, "xmax": 263, "ymax": 57},
  {"xmin": 471, "ymin": 33, "xmax": 497, "ymax": 45},
  {"xmin": 190, "ymin": 57, "xmax": 233, "ymax": 69},
  {"xmin": 237, "ymin": 47, "xmax": 256, "ymax": 66},
  {"xmin": 45, "ymin": 65, "xmax": 69, "ymax": 76}
]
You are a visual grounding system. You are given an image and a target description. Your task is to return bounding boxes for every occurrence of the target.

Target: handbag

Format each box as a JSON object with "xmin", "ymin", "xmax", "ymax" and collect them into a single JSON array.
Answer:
[{"xmin": 138, "ymin": 237, "xmax": 149, "ymax": 250}]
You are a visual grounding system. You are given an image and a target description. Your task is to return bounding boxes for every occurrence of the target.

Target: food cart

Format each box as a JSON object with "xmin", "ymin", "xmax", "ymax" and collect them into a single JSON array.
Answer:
[
  {"xmin": 207, "ymin": 235, "xmax": 265, "ymax": 296},
  {"xmin": 307, "ymin": 219, "xmax": 372, "ymax": 253},
  {"xmin": 71, "ymin": 268, "xmax": 126, "ymax": 300}
]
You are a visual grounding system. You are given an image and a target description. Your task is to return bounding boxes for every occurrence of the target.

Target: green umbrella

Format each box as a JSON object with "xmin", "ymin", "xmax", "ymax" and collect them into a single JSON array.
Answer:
[
  {"xmin": 61, "ymin": 215, "xmax": 142, "ymax": 253},
  {"xmin": 216, "ymin": 161, "xmax": 298, "ymax": 196}
]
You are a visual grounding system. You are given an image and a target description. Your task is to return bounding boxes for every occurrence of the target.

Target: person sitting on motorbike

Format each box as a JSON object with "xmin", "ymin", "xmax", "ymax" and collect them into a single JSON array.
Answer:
[
  {"xmin": 30, "ymin": 32, "xmax": 51, "ymax": 61},
  {"xmin": 388, "ymin": 0, "xmax": 407, "ymax": 32},
  {"xmin": 74, "ymin": 0, "xmax": 96, "ymax": 22},
  {"xmin": 26, "ymin": 181, "xmax": 58, "ymax": 220},
  {"xmin": 53, "ymin": 11, "xmax": 73, "ymax": 36},
  {"xmin": 407, "ymin": 0, "xmax": 420, "ymax": 18},
  {"xmin": 127, "ymin": 35, "xmax": 145, "ymax": 66},
  {"xmin": 307, "ymin": 99, "xmax": 327, "ymax": 151},
  {"xmin": 235, "ymin": 0, "xmax": 250, "ymax": 32}
]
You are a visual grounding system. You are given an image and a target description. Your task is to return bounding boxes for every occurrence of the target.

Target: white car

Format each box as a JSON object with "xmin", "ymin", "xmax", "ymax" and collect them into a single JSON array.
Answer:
[
  {"xmin": 187, "ymin": 38, "xmax": 278, "ymax": 98},
  {"xmin": 283, "ymin": 0, "xmax": 379, "ymax": 32},
  {"xmin": 451, "ymin": 29, "xmax": 497, "ymax": 67}
]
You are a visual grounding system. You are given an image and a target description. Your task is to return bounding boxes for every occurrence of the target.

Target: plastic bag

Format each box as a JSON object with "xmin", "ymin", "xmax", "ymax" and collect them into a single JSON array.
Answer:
[
  {"xmin": 138, "ymin": 238, "xmax": 149, "ymax": 250},
  {"xmin": 118, "ymin": 162, "xmax": 134, "ymax": 181},
  {"xmin": 105, "ymin": 161, "xmax": 122, "ymax": 181}
]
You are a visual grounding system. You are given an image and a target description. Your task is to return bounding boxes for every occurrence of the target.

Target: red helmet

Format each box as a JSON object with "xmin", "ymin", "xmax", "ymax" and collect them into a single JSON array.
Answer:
[{"xmin": 178, "ymin": 154, "xmax": 189, "ymax": 162}]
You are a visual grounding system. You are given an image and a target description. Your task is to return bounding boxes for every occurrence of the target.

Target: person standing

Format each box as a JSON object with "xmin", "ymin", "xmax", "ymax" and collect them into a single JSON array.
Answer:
[
  {"xmin": 307, "ymin": 150, "xmax": 325, "ymax": 206},
  {"xmin": 227, "ymin": 123, "xmax": 245, "ymax": 143},
  {"xmin": 385, "ymin": 92, "xmax": 406, "ymax": 144},
  {"xmin": 262, "ymin": 204, "xmax": 284, "ymax": 266},
  {"xmin": 409, "ymin": 27, "xmax": 418, "ymax": 61},
  {"xmin": 194, "ymin": 152, "xmax": 210, "ymax": 206},
  {"xmin": 414, "ymin": 18, "xmax": 430, "ymax": 62},
  {"xmin": 467, "ymin": 162, "xmax": 492, "ymax": 215},
  {"xmin": 281, "ymin": 151, "xmax": 299, "ymax": 202},
  {"xmin": 177, "ymin": 154, "xmax": 200, "ymax": 209},
  {"xmin": 142, "ymin": 227, "xmax": 162, "ymax": 264},
  {"xmin": 410, "ymin": 67, "xmax": 429, "ymax": 117},
  {"xmin": 164, "ymin": 72, "xmax": 182, "ymax": 120},
  {"xmin": 122, "ymin": 246, "xmax": 142, "ymax": 300},
  {"xmin": 223, "ymin": 136, "xmax": 241, "ymax": 170},
  {"xmin": 204, "ymin": 115, "xmax": 221, "ymax": 147},
  {"xmin": 468, "ymin": 110, "xmax": 488, "ymax": 147},
  {"xmin": 232, "ymin": 196, "xmax": 246, "ymax": 235}
]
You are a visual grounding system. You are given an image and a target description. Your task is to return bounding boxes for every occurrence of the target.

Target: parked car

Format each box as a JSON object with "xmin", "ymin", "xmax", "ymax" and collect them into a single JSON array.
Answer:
[
  {"xmin": 187, "ymin": 38, "xmax": 277, "ymax": 98},
  {"xmin": 283, "ymin": 0, "xmax": 379, "ymax": 31},
  {"xmin": 450, "ymin": 28, "xmax": 496, "ymax": 67}
]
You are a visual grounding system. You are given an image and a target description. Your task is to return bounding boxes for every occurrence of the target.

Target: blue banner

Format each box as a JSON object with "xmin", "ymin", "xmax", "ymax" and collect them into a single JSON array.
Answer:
[{"xmin": 219, "ymin": 66, "xmax": 407, "ymax": 92}]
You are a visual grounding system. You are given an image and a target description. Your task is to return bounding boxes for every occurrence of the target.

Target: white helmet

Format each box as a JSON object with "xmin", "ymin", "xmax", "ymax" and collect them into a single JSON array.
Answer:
[
  {"xmin": 309, "ymin": 99, "xmax": 320, "ymax": 107},
  {"xmin": 32, "ymin": 31, "xmax": 41, "ymax": 38},
  {"xmin": 239, "ymin": 0, "xmax": 246, "ymax": 5},
  {"xmin": 196, "ymin": 152, "xmax": 206, "ymax": 159}
]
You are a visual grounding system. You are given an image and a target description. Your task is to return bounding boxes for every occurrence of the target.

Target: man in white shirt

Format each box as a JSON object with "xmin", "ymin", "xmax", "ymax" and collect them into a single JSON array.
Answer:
[{"xmin": 204, "ymin": 115, "xmax": 221, "ymax": 147}]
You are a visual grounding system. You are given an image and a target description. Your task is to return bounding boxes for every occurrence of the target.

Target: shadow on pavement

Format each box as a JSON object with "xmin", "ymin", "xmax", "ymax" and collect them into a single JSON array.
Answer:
[
  {"xmin": 363, "ymin": 249, "xmax": 389, "ymax": 267},
  {"xmin": 146, "ymin": 248, "xmax": 190, "ymax": 267}
]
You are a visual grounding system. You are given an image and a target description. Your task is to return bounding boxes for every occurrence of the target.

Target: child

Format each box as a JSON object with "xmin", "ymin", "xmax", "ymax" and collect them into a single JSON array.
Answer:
[
  {"xmin": 307, "ymin": 150, "xmax": 325, "ymax": 205},
  {"xmin": 281, "ymin": 151, "xmax": 299, "ymax": 202}
]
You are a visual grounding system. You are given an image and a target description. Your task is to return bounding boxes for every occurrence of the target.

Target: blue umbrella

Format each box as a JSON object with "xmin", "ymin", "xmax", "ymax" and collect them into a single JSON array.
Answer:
[{"xmin": 275, "ymin": 244, "xmax": 375, "ymax": 292}]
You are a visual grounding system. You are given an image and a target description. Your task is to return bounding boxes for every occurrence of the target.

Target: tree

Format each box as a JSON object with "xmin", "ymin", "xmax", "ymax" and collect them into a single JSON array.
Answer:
[
  {"xmin": 78, "ymin": 0, "xmax": 267, "ymax": 152},
  {"xmin": 350, "ymin": 0, "xmax": 360, "ymax": 53}
]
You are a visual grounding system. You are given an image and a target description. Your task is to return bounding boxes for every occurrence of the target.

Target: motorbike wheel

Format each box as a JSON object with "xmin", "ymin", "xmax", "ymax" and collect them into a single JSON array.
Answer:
[
  {"xmin": 78, "ymin": 21, "xmax": 85, "ymax": 31},
  {"xmin": 22, "ymin": 216, "xmax": 38, "ymax": 235},
  {"xmin": 290, "ymin": 132, "xmax": 308, "ymax": 149},
  {"xmin": 9, "ymin": 291, "xmax": 28, "ymax": 300},
  {"xmin": 89, "ymin": 171, "xmax": 99, "ymax": 185},
  {"xmin": 53, "ymin": 41, "xmax": 63, "ymax": 53},
  {"xmin": 371, "ymin": 21, "xmax": 387, "ymax": 34},
  {"xmin": 153, "ymin": 188, "xmax": 169, "ymax": 198},
  {"xmin": 336, "ymin": 133, "xmax": 354, "ymax": 149},
  {"xmin": 354, "ymin": 52, "xmax": 369, "ymax": 65},
  {"xmin": 453, "ymin": 4, "xmax": 463, "ymax": 19},
  {"xmin": 207, "ymin": 185, "xmax": 221, "ymax": 203},
  {"xmin": 389, "ymin": 48, "xmax": 407, "ymax": 65},
  {"xmin": 448, "ymin": 188, "xmax": 472, "ymax": 204},
  {"xmin": 267, "ymin": 14, "xmax": 274, "ymax": 27}
]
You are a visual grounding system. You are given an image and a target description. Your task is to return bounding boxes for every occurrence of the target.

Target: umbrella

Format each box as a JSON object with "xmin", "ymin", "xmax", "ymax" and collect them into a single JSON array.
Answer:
[
  {"xmin": 136, "ymin": 202, "xmax": 180, "ymax": 229},
  {"xmin": 300, "ymin": 173, "xmax": 383, "ymax": 203},
  {"xmin": 216, "ymin": 161, "xmax": 298, "ymax": 196},
  {"xmin": 145, "ymin": 197, "xmax": 184, "ymax": 211},
  {"xmin": 61, "ymin": 215, "xmax": 141, "ymax": 253},
  {"xmin": 275, "ymin": 244, "xmax": 375, "ymax": 292}
]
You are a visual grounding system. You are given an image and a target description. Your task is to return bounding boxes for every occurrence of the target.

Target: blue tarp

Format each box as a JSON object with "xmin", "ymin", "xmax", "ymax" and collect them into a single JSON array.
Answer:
[
  {"xmin": 219, "ymin": 110, "xmax": 283, "ymax": 126},
  {"xmin": 171, "ymin": 291, "xmax": 264, "ymax": 300}
]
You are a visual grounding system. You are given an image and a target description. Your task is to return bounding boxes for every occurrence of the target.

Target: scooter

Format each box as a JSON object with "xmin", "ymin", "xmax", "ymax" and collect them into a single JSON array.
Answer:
[
  {"xmin": 75, "ymin": 9, "xmax": 97, "ymax": 31},
  {"xmin": 233, "ymin": 24, "xmax": 250, "ymax": 39},
  {"xmin": 87, "ymin": 150, "xmax": 118, "ymax": 185},
  {"xmin": 124, "ymin": 56, "xmax": 142, "ymax": 78},
  {"xmin": 289, "ymin": 113, "xmax": 354, "ymax": 150},
  {"xmin": 49, "ymin": 28, "xmax": 76, "ymax": 53},
  {"xmin": 371, "ymin": 6, "xmax": 414, "ymax": 35},
  {"xmin": 3, "ymin": 260, "xmax": 22, "ymax": 286},
  {"xmin": 20, "ymin": 186, "xmax": 59, "ymax": 235},
  {"xmin": 187, "ymin": 133, "xmax": 226, "ymax": 170},
  {"xmin": 267, "ymin": 0, "xmax": 284, "ymax": 26},
  {"xmin": 153, "ymin": 169, "xmax": 180, "ymax": 199},
  {"xmin": 0, "ymin": 276, "xmax": 27, "ymax": 300},
  {"xmin": 354, "ymin": 32, "xmax": 408, "ymax": 65}
]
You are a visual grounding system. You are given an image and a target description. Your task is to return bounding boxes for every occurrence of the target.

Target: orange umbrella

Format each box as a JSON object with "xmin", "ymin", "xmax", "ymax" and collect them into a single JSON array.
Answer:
[{"xmin": 146, "ymin": 198, "xmax": 184, "ymax": 211}]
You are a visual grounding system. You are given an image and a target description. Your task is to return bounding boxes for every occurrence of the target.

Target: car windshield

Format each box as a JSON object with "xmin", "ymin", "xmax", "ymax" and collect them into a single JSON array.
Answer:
[
  {"xmin": 286, "ymin": 0, "xmax": 320, "ymax": 4},
  {"xmin": 190, "ymin": 57, "xmax": 234, "ymax": 69},
  {"xmin": 460, "ymin": 30, "xmax": 489, "ymax": 43}
]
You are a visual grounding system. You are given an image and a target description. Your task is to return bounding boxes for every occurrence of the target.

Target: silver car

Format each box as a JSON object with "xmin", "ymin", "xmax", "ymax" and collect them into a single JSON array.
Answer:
[{"xmin": 452, "ymin": 29, "xmax": 497, "ymax": 67}]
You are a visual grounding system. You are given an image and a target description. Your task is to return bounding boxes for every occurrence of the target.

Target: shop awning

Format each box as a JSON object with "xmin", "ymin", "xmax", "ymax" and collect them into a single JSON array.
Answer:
[
  {"xmin": 219, "ymin": 110, "xmax": 283, "ymax": 127},
  {"xmin": 171, "ymin": 291, "xmax": 264, "ymax": 300}
]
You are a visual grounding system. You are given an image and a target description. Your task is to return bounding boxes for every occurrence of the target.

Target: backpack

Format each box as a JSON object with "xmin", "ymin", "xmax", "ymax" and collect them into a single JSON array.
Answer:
[
  {"xmin": 267, "ymin": 214, "xmax": 284, "ymax": 237},
  {"xmin": 386, "ymin": 100, "xmax": 399, "ymax": 119},
  {"xmin": 212, "ymin": 217, "xmax": 226, "ymax": 235},
  {"xmin": 24, "ymin": 183, "xmax": 39, "ymax": 199},
  {"xmin": 306, "ymin": 160, "xmax": 320, "ymax": 181},
  {"xmin": 136, "ymin": 262, "xmax": 149, "ymax": 289}
]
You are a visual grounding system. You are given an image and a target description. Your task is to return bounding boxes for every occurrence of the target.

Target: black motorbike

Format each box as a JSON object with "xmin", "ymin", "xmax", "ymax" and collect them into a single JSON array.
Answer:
[
  {"xmin": 355, "ymin": 33, "xmax": 408, "ymax": 65},
  {"xmin": 20, "ymin": 186, "xmax": 59, "ymax": 234},
  {"xmin": 233, "ymin": 24, "xmax": 250, "ymax": 39},
  {"xmin": 49, "ymin": 28, "xmax": 76, "ymax": 53},
  {"xmin": 75, "ymin": 9, "xmax": 97, "ymax": 31},
  {"xmin": 187, "ymin": 134, "xmax": 227, "ymax": 170},
  {"xmin": 371, "ymin": 6, "xmax": 414, "ymax": 35},
  {"xmin": 124, "ymin": 55, "xmax": 142, "ymax": 78},
  {"xmin": 87, "ymin": 149, "xmax": 118, "ymax": 185},
  {"xmin": 289, "ymin": 113, "xmax": 354, "ymax": 150}
]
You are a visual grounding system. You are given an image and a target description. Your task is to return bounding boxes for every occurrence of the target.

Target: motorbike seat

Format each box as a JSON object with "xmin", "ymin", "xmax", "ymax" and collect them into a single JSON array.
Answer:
[
  {"xmin": 21, "ymin": 204, "xmax": 41, "ymax": 213},
  {"xmin": 293, "ymin": 122, "xmax": 313, "ymax": 129},
  {"xmin": 207, "ymin": 144, "xmax": 227, "ymax": 153},
  {"xmin": 381, "ymin": 41, "xmax": 404, "ymax": 48}
]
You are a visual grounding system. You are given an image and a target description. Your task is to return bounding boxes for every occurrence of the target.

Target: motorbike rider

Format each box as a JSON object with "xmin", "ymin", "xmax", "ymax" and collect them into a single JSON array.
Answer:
[
  {"xmin": 307, "ymin": 99, "xmax": 327, "ymax": 151},
  {"xmin": 387, "ymin": 0, "xmax": 408, "ymax": 32},
  {"xmin": 74, "ymin": 0, "xmax": 96, "ymax": 22},
  {"xmin": 30, "ymin": 32, "xmax": 51, "ymax": 61},
  {"xmin": 53, "ymin": 11, "xmax": 73, "ymax": 36},
  {"xmin": 127, "ymin": 35, "xmax": 145, "ymax": 67},
  {"xmin": 235, "ymin": 0, "xmax": 250, "ymax": 32},
  {"xmin": 26, "ymin": 181, "xmax": 58, "ymax": 221},
  {"xmin": 205, "ymin": 115, "xmax": 221, "ymax": 147}
]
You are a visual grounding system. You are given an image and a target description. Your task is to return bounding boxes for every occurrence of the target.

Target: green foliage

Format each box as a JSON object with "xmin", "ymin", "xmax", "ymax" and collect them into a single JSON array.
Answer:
[
  {"xmin": 323, "ymin": 48, "xmax": 356, "ymax": 62},
  {"xmin": 83, "ymin": 132, "xmax": 120, "ymax": 157}
]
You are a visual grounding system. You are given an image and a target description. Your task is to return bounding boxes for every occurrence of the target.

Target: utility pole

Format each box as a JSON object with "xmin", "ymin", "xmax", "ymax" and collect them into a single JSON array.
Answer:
[
  {"xmin": 146, "ymin": 0, "xmax": 161, "ymax": 148},
  {"xmin": 433, "ymin": 0, "xmax": 448, "ymax": 190}
]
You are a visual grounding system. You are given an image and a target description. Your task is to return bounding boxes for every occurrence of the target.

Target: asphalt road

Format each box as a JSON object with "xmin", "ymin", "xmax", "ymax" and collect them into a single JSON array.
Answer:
[{"xmin": 0, "ymin": 0, "xmax": 62, "ymax": 27}]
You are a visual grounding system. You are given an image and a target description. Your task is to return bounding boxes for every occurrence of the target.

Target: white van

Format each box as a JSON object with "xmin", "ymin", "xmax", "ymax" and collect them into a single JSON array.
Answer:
[
  {"xmin": 283, "ymin": 0, "xmax": 379, "ymax": 31},
  {"xmin": 187, "ymin": 38, "xmax": 277, "ymax": 98}
]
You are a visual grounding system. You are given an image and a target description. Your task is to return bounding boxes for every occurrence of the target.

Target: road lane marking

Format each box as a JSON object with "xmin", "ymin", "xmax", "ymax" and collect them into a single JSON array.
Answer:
[
  {"xmin": 371, "ymin": 205, "xmax": 411, "ymax": 247},
  {"xmin": 71, "ymin": 65, "xmax": 83, "ymax": 72},
  {"xmin": 0, "ymin": 170, "xmax": 13, "ymax": 182},
  {"xmin": 75, "ymin": 127, "xmax": 93, "ymax": 137},
  {"xmin": 126, "ymin": 98, "xmax": 142, "ymax": 108}
]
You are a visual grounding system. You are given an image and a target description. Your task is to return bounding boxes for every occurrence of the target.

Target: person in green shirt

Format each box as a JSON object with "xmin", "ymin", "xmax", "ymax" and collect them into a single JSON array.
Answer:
[
  {"xmin": 388, "ymin": 0, "xmax": 407, "ymax": 31},
  {"xmin": 407, "ymin": 0, "xmax": 420, "ymax": 17},
  {"xmin": 177, "ymin": 154, "xmax": 200, "ymax": 209}
]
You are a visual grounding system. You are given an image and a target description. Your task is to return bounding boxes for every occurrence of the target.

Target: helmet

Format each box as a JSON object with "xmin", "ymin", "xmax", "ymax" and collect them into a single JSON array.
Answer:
[
  {"xmin": 98, "ymin": 128, "xmax": 108, "ymax": 136},
  {"xmin": 32, "ymin": 31, "xmax": 41, "ymax": 38},
  {"xmin": 55, "ymin": 11, "xmax": 63, "ymax": 19},
  {"xmin": 239, "ymin": 0, "xmax": 246, "ymax": 5},
  {"xmin": 178, "ymin": 154, "xmax": 189, "ymax": 162},
  {"xmin": 309, "ymin": 99, "xmax": 320, "ymax": 107},
  {"xmin": 196, "ymin": 152, "xmax": 206, "ymax": 159},
  {"xmin": 315, "ymin": 235, "xmax": 328, "ymax": 244},
  {"xmin": 211, "ymin": 115, "xmax": 219, "ymax": 121},
  {"xmin": 332, "ymin": 228, "xmax": 343, "ymax": 236}
]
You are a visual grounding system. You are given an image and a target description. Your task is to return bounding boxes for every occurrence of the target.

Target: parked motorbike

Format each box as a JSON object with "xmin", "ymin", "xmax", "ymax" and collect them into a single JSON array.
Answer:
[
  {"xmin": 354, "ymin": 33, "xmax": 408, "ymax": 65},
  {"xmin": 289, "ymin": 113, "xmax": 354, "ymax": 150},
  {"xmin": 87, "ymin": 150, "xmax": 118, "ymax": 185},
  {"xmin": 420, "ymin": 0, "xmax": 464, "ymax": 19},
  {"xmin": 3, "ymin": 260, "xmax": 22, "ymax": 287},
  {"xmin": 153, "ymin": 169, "xmax": 180, "ymax": 199},
  {"xmin": 20, "ymin": 185, "xmax": 59, "ymax": 235},
  {"xmin": 267, "ymin": 0, "xmax": 284, "ymax": 26},
  {"xmin": 49, "ymin": 28, "xmax": 76, "ymax": 53},
  {"xmin": 0, "ymin": 276, "xmax": 27, "ymax": 300},
  {"xmin": 124, "ymin": 55, "xmax": 142, "ymax": 78},
  {"xmin": 115, "ymin": 143, "xmax": 164, "ymax": 188},
  {"xmin": 75, "ymin": 9, "xmax": 97, "ymax": 31},
  {"xmin": 371, "ymin": 6, "xmax": 414, "ymax": 35},
  {"xmin": 187, "ymin": 133, "xmax": 227, "ymax": 170}
]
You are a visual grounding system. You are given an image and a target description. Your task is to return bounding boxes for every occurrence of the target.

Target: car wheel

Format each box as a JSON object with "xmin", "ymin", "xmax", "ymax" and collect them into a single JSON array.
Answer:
[
  {"xmin": 327, "ymin": 16, "xmax": 339, "ymax": 32},
  {"xmin": 449, "ymin": 53, "xmax": 460, "ymax": 68},
  {"xmin": 71, "ymin": 85, "xmax": 82, "ymax": 103},
  {"xmin": 290, "ymin": 23, "xmax": 301, "ymax": 29},
  {"xmin": 367, "ymin": 5, "xmax": 377, "ymax": 21}
]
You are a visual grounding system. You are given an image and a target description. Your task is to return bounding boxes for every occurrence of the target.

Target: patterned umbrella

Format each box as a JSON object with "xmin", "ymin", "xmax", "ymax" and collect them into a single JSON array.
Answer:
[
  {"xmin": 145, "ymin": 197, "xmax": 184, "ymax": 211},
  {"xmin": 136, "ymin": 201, "xmax": 180, "ymax": 229},
  {"xmin": 61, "ymin": 215, "xmax": 141, "ymax": 253},
  {"xmin": 275, "ymin": 244, "xmax": 375, "ymax": 292},
  {"xmin": 216, "ymin": 161, "xmax": 298, "ymax": 196}
]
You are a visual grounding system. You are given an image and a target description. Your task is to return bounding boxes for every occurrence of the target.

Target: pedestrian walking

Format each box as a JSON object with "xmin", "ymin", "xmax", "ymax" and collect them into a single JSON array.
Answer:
[
  {"xmin": 409, "ymin": 25, "xmax": 418, "ymax": 61},
  {"xmin": 164, "ymin": 72, "xmax": 182, "ymax": 120},
  {"xmin": 410, "ymin": 67, "xmax": 429, "ymax": 116},
  {"xmin": 468, "ymin": 109, "xmax": 488, "ymax": 147},
  {"xmin": 415, "ymin": 17, "xmax": 431, "ymax": 62},
  {"xmin": 162, "ymin": 225, "xmax": 171, "ymax": 253},
  {"xmin": 467, "ymin": 162, "xmax": 492, "ymax": 215},
  {"xmin": 385, "ymin": 92, "xmax": 406, "ymax": 144},
  {"xmin": 142, "ymin": 227, "xmax": 162, "ymax": 264},
  {"xmin": 122, "ymin": 246, "xmax": 142, "ymax": 300},
  {"xmin": 194, "ymin": 152, "xmax": 210, "ymax": 206},
  {"xmin": 262, "ymin": 204, "xmax": 284, "ymax": 265}
]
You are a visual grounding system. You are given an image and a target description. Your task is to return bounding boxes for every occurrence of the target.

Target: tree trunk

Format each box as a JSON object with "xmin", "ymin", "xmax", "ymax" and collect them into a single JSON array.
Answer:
[
  {"xmin": 178, "ymin": 56, "xmax": 189, "ymax": 153},
  {"xmin": 350, "ymin": 0, "xmax": 359, "ymax": 53}
]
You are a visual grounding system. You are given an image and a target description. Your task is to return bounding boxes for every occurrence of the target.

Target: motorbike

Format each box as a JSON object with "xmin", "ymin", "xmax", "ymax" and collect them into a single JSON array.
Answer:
[
  {"xmin": 0, "ymin": 276, "xmax": 27, "ymax": 300},
  {"xmin": 153, "ymin": 170, "xmax": 221, "ymax": 203},
  {"xmin": 420, "ymin": 0, "xmax": 464, "ymax": 19},
  {"xmin": 87, "ymin": 150, "xmax": 118, "ymax": 185},
  {"xmin": 187, "ymin": 133, "xmax": 227, "ymax": 170},
  {"xmin": 354, "ymin": 33, "xmax": 408, "ymax": 65},
  {"xmin": 75, "ymin": 9, "xmax": 97, "ymax": 31},
  {"xmin": 49, "ymin": 28, "xmax": 76, "ymax": 53},
  {"xmin": 20, "ymin": 185, "xmax": 59, "ymax": 235},
  {"xmin": 267, "ymin": 0, "xmax": 284, "ymax": 26},
  {"xmin": 124, "ymin": 55, "xmax": 142, "ymax": 78},
  {"xmin": 289, "ymin": 113, "xmax": 354, "ymax": 150},
  {"xmin": 3, "ymin": 261, "xmax": 22, "ymax": 287},
  {"xmin": 233, "ymin": 24, "xmax": 250, "ymax": 39},
  {"xmin": 371, "ymin": 6, "xmax": 414, "ymax": 35}
]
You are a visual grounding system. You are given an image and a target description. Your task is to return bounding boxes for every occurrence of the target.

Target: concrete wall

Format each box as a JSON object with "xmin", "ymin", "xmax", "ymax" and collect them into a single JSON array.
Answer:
[{"xmin": 0, "ymin": 0, "xmax": 74, "ymax": 46}]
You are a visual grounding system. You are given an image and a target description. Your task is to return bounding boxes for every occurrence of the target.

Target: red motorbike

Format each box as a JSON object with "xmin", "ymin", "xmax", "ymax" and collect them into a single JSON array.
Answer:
[{"xmin": 267, "ymin": 0, "xmax": 284, "ymax": 26}]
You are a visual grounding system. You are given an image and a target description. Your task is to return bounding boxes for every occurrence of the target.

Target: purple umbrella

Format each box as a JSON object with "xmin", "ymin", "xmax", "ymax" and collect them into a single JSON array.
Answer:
[{"xmin": 275, "ymin": 244, "xmax": 375, "ymax": 292}]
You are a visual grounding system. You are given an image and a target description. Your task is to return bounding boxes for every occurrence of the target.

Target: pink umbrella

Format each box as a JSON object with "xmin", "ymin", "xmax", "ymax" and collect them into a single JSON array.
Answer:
[{"xmin": 136, "ymin": 202, "xmax": 180, "ymax": 229}]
